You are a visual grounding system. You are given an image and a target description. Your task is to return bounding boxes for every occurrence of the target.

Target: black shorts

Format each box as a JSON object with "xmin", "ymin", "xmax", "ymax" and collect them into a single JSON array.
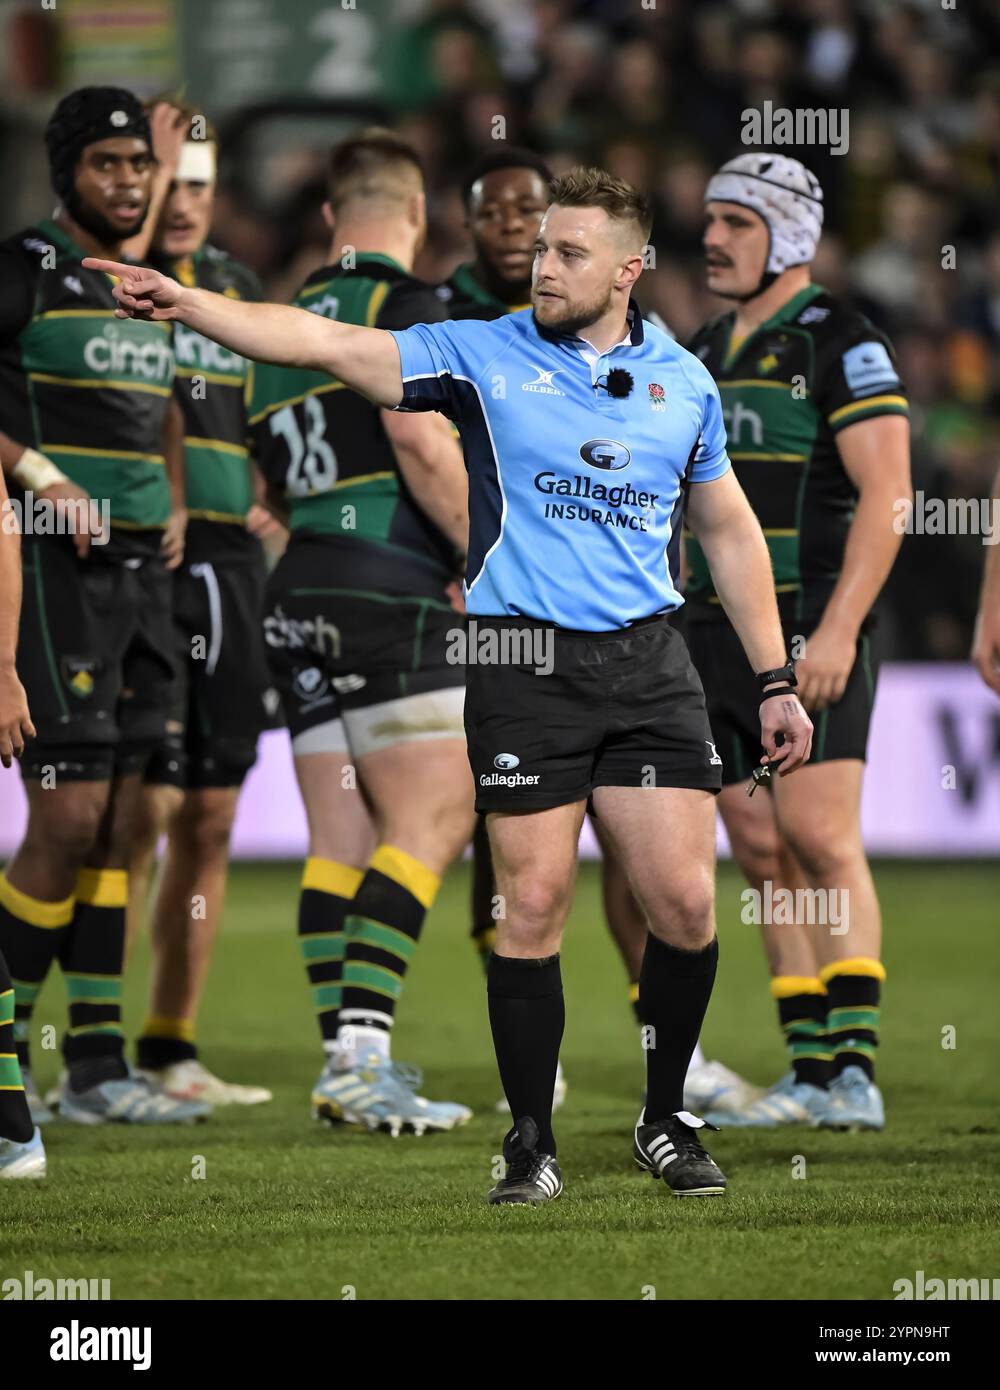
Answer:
[
  {"xmin": 263, "ymin": 537, "xmax": 465, "ymax": 756},
  {"xmin": 687, "ymin": 616, "xmax": 879, "ymax": 788},
  {"xmin": 144, "ymin": 555, "xmax": 272, "ymax": 791},
  {"xmin": 464, "ymin": 615, "xmax": 723, "ymax": 814},
  {"xmin": 17, "ymin": 536, "xmax": 175, "ymax": 781}
]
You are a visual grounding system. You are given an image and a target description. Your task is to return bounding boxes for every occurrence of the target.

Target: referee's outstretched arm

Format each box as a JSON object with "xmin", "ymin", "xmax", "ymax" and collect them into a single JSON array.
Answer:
[
  {"xmin": 82, "ymin": 257, "xmax": 406, "ymax": 408},
  {"xmin": 686, "ymin": 468, "xmax": 814, "ymax": 774}
]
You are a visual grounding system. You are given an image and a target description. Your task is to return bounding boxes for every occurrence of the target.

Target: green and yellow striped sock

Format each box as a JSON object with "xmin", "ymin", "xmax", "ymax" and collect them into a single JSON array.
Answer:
[
  {"xmin": 136, "ymin": 1015, "xmax": 197, "ymax": 1070},
  {"xmin": 59, "ymin": 869, "xmax": 128, "ymax": 1083},
  {"xmin": 340, "ymin": 845, "xmax": 440, "ymax": 1036},
  {"xmin": 0, "ymin": 871, "xmax": 74, "ymax": 1073},
  {"xmin": 297, "ymin": 857, "xmax": 364, "ymax": 1047},
  {"xmin": 771, "ymin": 975, "xmax": 832, "ymax": 1088},
  {"xmin": 820, "ymin": 957, "xmax": 885, "ymax": 1082},
  {"xmin": 0, "ymin": 950, "xmax": 34, "ymax": 1142}
]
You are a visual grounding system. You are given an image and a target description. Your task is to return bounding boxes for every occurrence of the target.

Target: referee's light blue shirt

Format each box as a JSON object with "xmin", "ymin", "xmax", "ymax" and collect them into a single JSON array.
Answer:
[{"xmin": 390, "ymin": 305, "xmax": 731, "ymax": 631}]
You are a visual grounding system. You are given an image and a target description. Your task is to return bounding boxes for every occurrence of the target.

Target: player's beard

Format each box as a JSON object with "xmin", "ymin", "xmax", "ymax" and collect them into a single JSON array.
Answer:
[
  {"xmin": 67, "ymin": 187, "xmax": 149, "ymax": 249},
  {"xmin": 532, "ymin": 282, "xmax": 615, "ymax": 337}
]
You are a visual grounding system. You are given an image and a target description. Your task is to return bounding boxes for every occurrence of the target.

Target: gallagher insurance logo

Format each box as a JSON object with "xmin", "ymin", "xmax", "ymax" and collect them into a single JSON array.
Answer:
[{"xmin": 579, "ymin": 439, "xmax": 631, "ymax": 471}]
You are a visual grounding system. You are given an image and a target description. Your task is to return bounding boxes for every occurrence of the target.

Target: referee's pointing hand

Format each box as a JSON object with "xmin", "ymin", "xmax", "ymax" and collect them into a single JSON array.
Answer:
[
  {"xmin": 81, "ymin": 258, "xmax": 185, "ymax": 321},
  {"xmin": 759, "ymin": 689, "xmax": 813, "ymax": 775}
]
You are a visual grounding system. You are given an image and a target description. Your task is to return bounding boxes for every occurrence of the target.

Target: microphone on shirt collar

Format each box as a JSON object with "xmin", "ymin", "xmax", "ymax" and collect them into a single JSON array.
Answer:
[{"xmin": 593, "ymin": 368, "xmax": 634, "ymax": 399}]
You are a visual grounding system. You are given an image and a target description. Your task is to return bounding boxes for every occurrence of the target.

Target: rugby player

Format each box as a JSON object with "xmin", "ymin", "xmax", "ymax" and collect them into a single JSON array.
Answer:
[
  {"xmin": 87, "ymin": 164, "xmax": 813, "ymax": 1201},
  {"xmin": 972, "ymin": 465, "xmax": 1000, "ymax": 694},
  {"xmin": 124, "ymin": 102, "xmax": 273, "ymax": 1107},
  {"xmin": 684, "ymin": 153, "xmax": 911, "ymax": 1131},
  {"xmin": 448, "ymin": 147, "xmax": 762, "ymax": 1118},
  {"xmin": 0, "ymin": 87, "xmax": 209, "ymax": 1125},
  {"xmin": 0, "ymin": 465, "xmax": 46, "ymax": 1177},
  {"xmin": 246, "ymin": 130, "xmax": 474, "ymax": 1135}
]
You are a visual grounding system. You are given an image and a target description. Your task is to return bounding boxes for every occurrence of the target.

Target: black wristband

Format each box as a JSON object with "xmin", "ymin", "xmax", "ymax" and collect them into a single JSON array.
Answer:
[
  {"xmin": 756, "ymin": 661, "xmax": 797, "ymax": 692},
  {"xmin": 759, "ymin": 685, "xmax": 797, "ymax": 704}
]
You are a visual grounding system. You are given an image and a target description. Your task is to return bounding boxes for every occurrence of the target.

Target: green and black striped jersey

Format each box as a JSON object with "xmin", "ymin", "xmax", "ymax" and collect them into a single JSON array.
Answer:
[
  {"xmin": 160, "ymin": 244, "xmax": 262, "ymax": 565},
  {"xmin": 684, "ymin": 285, "xmax": 908, "ymax": 622},
  {"xmin": 434, "ymin": 261, "xmax": 530, "ymax": 320},
  {"xmin": 0, "ymin": 218, "xmax": 175, "ymax": 555},
  {"xmin": 248, "ymin": 253, "xmax": 456, "ymax": 594}
]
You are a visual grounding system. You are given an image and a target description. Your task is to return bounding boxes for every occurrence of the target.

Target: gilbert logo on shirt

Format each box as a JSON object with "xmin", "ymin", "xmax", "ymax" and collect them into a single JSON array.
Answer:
[{"xmin": 522, "ymin": 366, "xmax": 565, "ymax": 396}]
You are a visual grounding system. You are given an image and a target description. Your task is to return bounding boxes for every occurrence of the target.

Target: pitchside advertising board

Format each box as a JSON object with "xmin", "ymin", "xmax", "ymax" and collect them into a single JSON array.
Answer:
[{"xmin": 1, "ymin": 666, "xmax": 998, "ymax": 858}]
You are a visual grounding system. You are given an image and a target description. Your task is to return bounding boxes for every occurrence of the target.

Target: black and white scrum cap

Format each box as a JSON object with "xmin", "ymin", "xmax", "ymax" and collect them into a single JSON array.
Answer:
[{"xmin": 705, "ymin": 153, "xmax": 824, "ymax": 275}]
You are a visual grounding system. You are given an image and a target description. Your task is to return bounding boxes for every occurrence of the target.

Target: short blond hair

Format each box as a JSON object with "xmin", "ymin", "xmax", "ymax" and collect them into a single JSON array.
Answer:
[
  {"xmin": 327, "ymin": 128, "xmax": 424, "ymax": 215},
  {"xmin": 549, "ymin": 166, "xmax": 652, "ymax": 246}
]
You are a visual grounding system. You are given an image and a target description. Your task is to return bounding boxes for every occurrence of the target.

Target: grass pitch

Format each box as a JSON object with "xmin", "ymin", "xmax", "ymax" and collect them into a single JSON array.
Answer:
[{"xmin": 2, "ymin": 860, "xmax": 998, "ymax": 1301}]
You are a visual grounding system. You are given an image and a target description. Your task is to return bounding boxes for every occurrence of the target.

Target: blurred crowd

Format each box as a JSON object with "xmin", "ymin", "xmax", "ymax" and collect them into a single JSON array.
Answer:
[{"xmin": 10, "ymin": 0, "xmax": 1000, "ymax": 659}]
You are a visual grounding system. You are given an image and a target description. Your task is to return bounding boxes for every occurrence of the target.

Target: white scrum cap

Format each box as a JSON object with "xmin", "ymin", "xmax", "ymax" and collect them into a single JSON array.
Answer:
[{"xmin": 705, "ymin": 152, "xmax": 824, "ymax": 275}]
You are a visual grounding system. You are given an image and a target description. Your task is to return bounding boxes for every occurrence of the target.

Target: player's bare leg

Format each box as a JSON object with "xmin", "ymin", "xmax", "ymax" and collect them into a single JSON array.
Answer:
[
  {"xmin": 126, "ymin": 782, "xmax": 182, "ymax": 961},
  {"xmin": 134, "ymin": 785, "xmax": 274, "ymax": 1105},
  {"xmin": 773, "ymin": 758, "xmax": 885, "ymax": 1129},
  {"xmin": 587, "ymin": 785, "xmax": 726, "ymax": 1196},
  {"xmin": 707, "ymin": 783, "xmax": 835, "ymax": 1126},
  {"xmin": 147, "ymin": 786, "xmax": 244, "ymax": 1022},
  {"xmin": 589, "ymin": 786, "xmax": 715, "ymax": 946},
  {"xmin": 772, "ymin": 760, "xmax": 879, "ymax": 962},
  {"xmin": 718, "ymin": 783, "xmax": 817, "ymax": 979},
  {"xmin": 304, "ymin": 733, "xmax": 476, "ymax": 1134},
  {"xmin": 357, "ymin": 738, "xmax": 475, "ymax": 878},
  {"xmin": 591, "ymin": 815, "xmax": 646, "ymax": 988},
  {"xmin": 296, "ymin": 750, "xmax": 377, "ymax": 865},
  {"xmin": 488, "ymin": 801, "xmax": 586, "ymax": 960},
  {"xmin": 6, "ymin": 780, "xmax": 109, "ymax": 903}
]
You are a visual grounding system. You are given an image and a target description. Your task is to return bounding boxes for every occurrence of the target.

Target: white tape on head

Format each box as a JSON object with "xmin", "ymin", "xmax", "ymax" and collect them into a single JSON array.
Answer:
[{"xmin": 175, "ymin": 141, "xmax": 216, "ymax": 184}]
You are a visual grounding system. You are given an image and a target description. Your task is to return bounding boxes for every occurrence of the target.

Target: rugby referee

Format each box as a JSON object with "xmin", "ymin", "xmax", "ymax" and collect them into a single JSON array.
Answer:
[{"xmin": 86, "ymin": 166, "xmax": 813, "ymax": 1204}]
